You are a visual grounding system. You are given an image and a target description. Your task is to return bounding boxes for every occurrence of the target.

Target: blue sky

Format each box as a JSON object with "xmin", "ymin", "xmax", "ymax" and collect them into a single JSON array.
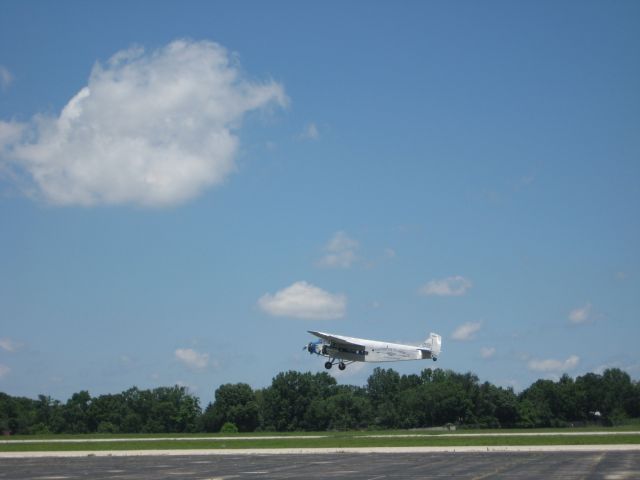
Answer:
[{"xmin": 0, "ymin": 1, "xmax": 639, "ymax": 402}]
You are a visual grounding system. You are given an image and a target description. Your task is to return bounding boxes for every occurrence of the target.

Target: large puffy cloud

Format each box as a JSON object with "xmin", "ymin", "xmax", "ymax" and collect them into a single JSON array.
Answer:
[
  {"xmin": 0, "ymin": 40, "xmax": 287, "ymax": 207},
  {"xmin": 259, "ymin": 281, "xmax": 346, "ymax": 320}
]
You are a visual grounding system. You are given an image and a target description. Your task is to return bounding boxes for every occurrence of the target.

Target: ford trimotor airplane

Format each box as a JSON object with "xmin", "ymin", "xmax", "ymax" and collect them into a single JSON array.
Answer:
[{"xmin": 305, "ymin": 330, "xmax": 442, "ymax": 370}]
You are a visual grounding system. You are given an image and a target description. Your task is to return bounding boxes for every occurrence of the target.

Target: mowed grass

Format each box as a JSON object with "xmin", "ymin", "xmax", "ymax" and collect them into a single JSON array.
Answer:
[
  {"xmin": 5, "ymin": 422, "xmax": 639, "ymax": 442},
  {"xmin": 1, "ymin": 431, "xmax": 639, "ymax": 452}
]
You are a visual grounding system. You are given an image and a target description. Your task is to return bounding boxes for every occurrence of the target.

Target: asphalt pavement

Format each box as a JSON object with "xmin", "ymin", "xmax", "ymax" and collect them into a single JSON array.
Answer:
[{"xmin": 1, "ymin": 451, "xmax": 639, "ymax": 479}]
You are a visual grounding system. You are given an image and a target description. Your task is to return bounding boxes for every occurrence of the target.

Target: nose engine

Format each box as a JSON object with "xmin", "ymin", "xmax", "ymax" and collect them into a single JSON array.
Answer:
[{"xmin": 305, "ymin": 340, "xmax": 322, "ymax": 354}]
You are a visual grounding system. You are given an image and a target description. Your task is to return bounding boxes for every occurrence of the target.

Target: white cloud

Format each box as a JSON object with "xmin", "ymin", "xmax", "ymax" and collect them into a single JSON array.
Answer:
[
  {"xmin": 480, "ymin": 346, "xmax": 496, "ymax": 359},
  {"xmin": 299, "ymin": 122, "xmax": 319, "ymax": 140},
  {"xmin": 317, "ymin": 231, "xmax": 359, "ymax": 269},
  {"xmin": 420, "ymin": 276, "xmax": 472, "ymax": 296},
  {"xmin": 451, "ymin": 321, "xmax": 482, "ymax": 341},
  {"xmin": 569, "ymin": 303, "xmax": 592, "ymax": 324},
  {"xmin": 528, "ymin": 355, "xmax": 580, "ymax": 373},
  {"xmin": 0, "ymin": 121, "xmax": 25, "ymax": 151},
  {"xmin": 259, "ymin": 281, "xmax": 346, "ymax": 320},
  {"xmin": 175, "ymin": 348, "xmax": 209, "ymax": 369},
  {"xmin": 0, "ymin": 364, "xmax": 9, "ymax": 379},
  {"xmin": 0, "ymin": 39, "xmax": 287, "ymax": 207},
  {"xmin": 0, "ymin": 337, "xmax": 22, "ymax": 352},
  {"xmin": 0, "ymin": 66, "xmax": 12, "ymax": 91}
]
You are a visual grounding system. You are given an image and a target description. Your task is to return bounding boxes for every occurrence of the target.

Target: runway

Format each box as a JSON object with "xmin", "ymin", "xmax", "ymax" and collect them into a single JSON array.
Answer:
[{"xmin": 1, "ymin": 451, "xmax": 639, "ymax": 479}]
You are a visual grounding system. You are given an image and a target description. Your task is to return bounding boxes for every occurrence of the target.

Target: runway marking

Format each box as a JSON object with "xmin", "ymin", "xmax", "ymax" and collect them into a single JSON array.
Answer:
[
  {"xmin": 2, "ymin": 444, "xmax": 640, "ymax": 458},
  {"xmin": 31, "ymin": 477, "xmax": 70, "ymax": 479},
  {"xmin": 366, "ymin": 431, "xmax": 640, "ymax": 438}
]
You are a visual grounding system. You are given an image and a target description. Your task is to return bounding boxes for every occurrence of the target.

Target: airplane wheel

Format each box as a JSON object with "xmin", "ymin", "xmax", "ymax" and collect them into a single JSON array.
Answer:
[
  {"xmin": 338, "ymin": 362, "xmax": 346, "ymax": 370},
  {"xmin": 433, "ymin": 357, "xmax": 437, "ymax": 362},
  {"xmin": 324, "ymin": 361, "xmax": 332, "ymax": 369}
]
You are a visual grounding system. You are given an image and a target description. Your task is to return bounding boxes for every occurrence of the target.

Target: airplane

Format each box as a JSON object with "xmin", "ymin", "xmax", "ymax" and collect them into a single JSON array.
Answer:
[{"xmin": 304, "ymin": 330, "xmax": 442, "ymax": 370}]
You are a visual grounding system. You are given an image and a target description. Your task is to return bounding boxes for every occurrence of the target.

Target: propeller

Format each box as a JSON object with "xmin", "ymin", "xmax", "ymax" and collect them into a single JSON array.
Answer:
[{"xmin": 304, "ymin": 341, "xmax": 321, "ymax": 354}]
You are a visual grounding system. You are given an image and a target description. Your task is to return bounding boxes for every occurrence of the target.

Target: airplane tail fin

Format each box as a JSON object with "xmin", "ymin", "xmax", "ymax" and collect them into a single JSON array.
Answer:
[{"xmin": 423, "ymin": 332, "xmax": 442, "ymax": 357}]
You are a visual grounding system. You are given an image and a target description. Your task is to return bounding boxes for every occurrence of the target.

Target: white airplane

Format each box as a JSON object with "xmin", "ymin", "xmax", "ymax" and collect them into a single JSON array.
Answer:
[{"xmin": 305, "ymin": 330, "xmax": 442, "ymax": 370}]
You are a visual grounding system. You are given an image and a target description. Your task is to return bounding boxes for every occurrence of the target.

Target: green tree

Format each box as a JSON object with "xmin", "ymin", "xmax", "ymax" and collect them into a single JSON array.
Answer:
[
  {"xmin": 202, "ymin": 383, "xmax": 259, "ymax": 432},
  {"xmin": 261, "ymin": 371, "xmax": 336, "ymax": 431},
  {"xmin": 63, "ymin": 391, "xmax": 92, "ymax": 433}
]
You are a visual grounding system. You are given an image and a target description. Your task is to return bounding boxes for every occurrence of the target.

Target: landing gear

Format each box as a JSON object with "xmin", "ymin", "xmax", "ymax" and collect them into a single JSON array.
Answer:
[
  {"xmin": 324, "ymin": 359, "xmax": 350, "ymax": 370},
  {"xmin": 433, "ymin": 357, "xmax": 438, "ymax": 362}
]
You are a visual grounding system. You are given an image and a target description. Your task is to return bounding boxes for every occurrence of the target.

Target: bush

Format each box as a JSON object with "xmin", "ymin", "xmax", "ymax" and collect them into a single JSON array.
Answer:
[
  {"xmin": 97, "ymin": 421, "xmax": 117, "ymax": 433},
  {"xmin": 220, "ymin": 422, "xmax": 238, "ymax": 433}
]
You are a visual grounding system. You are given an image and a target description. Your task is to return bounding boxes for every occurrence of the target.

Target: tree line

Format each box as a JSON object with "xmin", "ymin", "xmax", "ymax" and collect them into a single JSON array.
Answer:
[{"xmin": 1, "ymin": 367, "xmax": 638, "ymax": 434}]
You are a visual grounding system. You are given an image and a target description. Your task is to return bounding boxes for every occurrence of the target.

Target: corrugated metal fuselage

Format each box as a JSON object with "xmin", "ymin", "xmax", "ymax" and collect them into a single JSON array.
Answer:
[{"xmin": 323, "ymin": 339, "xmax": 432, "ymax": 363}]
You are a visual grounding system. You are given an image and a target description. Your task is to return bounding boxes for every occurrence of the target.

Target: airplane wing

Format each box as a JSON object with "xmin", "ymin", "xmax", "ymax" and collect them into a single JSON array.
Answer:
[{"xmin": 307, "ymin": 331, "xmax": 366, "ymax": 350}]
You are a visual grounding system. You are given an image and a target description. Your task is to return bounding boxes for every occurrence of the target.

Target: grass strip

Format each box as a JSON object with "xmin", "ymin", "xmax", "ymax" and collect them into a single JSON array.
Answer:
[
  {"xmin": 1, "ymin": 434, "xmax": 639, "ymax": 452},
  {"xmin": 6, "ymin": 425, "xmax": 639, "ymax": 441}
]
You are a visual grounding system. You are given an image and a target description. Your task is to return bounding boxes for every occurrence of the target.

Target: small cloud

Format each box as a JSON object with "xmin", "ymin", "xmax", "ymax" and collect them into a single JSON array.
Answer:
[
  {"xmin": 480, "ymin": 347, "xmax": 496, "ymax": 359},
  {"xmin": 421, "ymin": 276, "xmax": 472, "ymax": 297},
  {"xmin": 384, "ymin": 248, "xmax": 396, "ymax": 259},
  {"xmin": 528, "ymin": 355, "xmax": 580, "ymax": 373},
  {"xmin": 0, "ymin": 337, "xmax": 22, "ymax": 352},
  {"xmin": 568, "ymin": 303, "xmax": 592, "ymax": 325},
  {"xmin": 258, "ymin": 281, "xmax": 346, "ymax": 320},
  {"xmin": 0, "ymin": 364, "xmax": 10, "ymax": 379},
  {"xmin": 299, "ymin": 122, "xmax": 319, "ymax": 140},
  {"xmin": 615, "ymin": 271, "xmax": 628, "ymax": 281},
  {"xmin": 0, "ymin": 66, "xmax": 12, "ymax": 91},
  {"xmin": 317, "ymin": 231, "xmax": 359, "ymax": 269},
  {"xmin": 451, "ymin": 321, "xmax": 482, "ymax": 341},
  {"xmin": 175, "ymin": 348, "xmax": 209, "ymax": 370},
  {"xmin": 513, "ymin": 174, "xmax": 535, "ymax": 191}
]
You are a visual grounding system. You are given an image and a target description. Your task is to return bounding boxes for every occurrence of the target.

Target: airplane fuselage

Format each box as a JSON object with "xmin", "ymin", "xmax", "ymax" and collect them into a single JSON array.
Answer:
[
  {"xmin": 306, "ymin": 331, "xmax": 441, "ymax": 370},
  {"xmin": 321, "ymin": 338, "xmax": 433, "ymax": 363}
]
